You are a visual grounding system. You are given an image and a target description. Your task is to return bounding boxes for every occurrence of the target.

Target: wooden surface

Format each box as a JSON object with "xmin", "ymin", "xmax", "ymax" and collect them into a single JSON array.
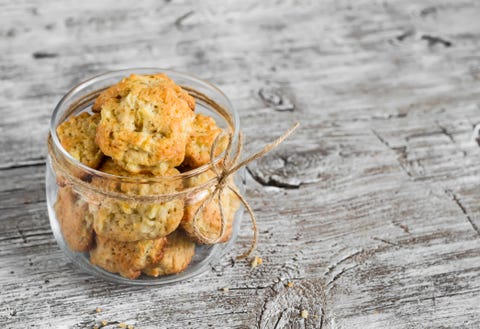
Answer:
[{"xmin": 1, "ymin": 0, "xmax": 480, "ymax": 328}]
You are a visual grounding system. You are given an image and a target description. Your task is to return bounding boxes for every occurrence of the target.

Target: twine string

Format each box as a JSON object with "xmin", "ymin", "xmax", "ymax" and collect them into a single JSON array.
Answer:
[{"xmin": 191, "ymin": 122, "xmax": 300, "ymax": 260}]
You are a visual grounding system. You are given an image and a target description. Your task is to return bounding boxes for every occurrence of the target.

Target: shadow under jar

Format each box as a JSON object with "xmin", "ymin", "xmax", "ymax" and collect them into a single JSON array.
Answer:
[{"xmin": 46, "ymin": 69, "xmax": 244, "ymax": 285}]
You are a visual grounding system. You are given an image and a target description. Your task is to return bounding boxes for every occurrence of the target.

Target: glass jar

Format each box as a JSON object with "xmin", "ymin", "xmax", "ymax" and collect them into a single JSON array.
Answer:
[{"xmin": 46, "ymin": 69, "xmax": 244, "ymax": 285}]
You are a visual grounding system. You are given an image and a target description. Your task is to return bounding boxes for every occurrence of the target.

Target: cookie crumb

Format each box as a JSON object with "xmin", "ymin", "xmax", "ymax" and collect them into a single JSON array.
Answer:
[
  {"xmin": 127, "ymin": 325, "xmax": 134, "ymax": 329},
  {"xmin": 101, "ymin": 320, "xmax": 108, "ymax": 326},
  {"xmin": 250, "ymin": 256, "xmax": 263, "ymax": 268},
  {"xmin": 93, "ymin": 326, "xmax": 99, "ymax": 329},
  {"xmin": 118, "ymin": 323, "xmax": 127, "ymax": 328},
  {"xmin": 286, "ymin": 281, "xmax": 294, "ymax": 288},
  {"xmin": 300, "ymin": 310, "xmax": 309, "ymax": 319},
  {"xmin": 95, "ymin": 307, "xmax": 102, "ymax": 313},
  {"xmin": 222, "ymin": 287, "xmax": 229, "ymax": 292}
]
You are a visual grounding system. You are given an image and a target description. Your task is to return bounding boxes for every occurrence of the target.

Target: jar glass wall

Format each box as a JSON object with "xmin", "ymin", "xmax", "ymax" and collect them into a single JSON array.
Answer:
[{"xmin": 46, "ymin": 69, "xmax": 244, "ymax": 285}]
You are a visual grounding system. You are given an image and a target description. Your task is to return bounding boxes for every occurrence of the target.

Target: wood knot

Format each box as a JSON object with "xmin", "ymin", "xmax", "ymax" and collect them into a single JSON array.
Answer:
[
  {"xmin": 247, "ymin": 149, "xmax": 325, "ymax": 189},
  {"xmin": 258, "ymin": 279, "xmax": 326, "ymax": 329},
  {"xmin": 258, "ymin": 87, "xmax": 295, "ymax": 112}
]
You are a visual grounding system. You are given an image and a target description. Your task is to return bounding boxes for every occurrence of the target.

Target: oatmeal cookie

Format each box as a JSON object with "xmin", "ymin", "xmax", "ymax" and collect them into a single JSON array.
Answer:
[
  {"xmin": 56, "ymin": 112, "xmax": 103, "ymax": 168},
  {"xmin": 94, "ymin": 74, "xmax": 195, "ymax": 174},
  {"xmin": 54, "ymin": 186, "xmax": 94, "ymax": 252},
  {"xmin": 143, "ymin": 230, "xmax": 195, "ymax": 277},
  {"xmin": 91, "ymin": 159, "xmax": 184, "ymax": 241},
  {"xmin": 90, "ymin": 235, "xmax": 167, "ymax": 279},
  {"xmin": 181, "ymin": 170, "xmax": 241, "ymax": 244},
  {"xmin": 183, "ymin": 113, "xmax": 227, "ymax": 168}
]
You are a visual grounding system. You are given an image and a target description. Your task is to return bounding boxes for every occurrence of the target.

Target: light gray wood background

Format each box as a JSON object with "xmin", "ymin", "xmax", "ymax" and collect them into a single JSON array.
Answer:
[{"xmin": 1, "ymin": 0, "xmax": 480, "ymax": 328}]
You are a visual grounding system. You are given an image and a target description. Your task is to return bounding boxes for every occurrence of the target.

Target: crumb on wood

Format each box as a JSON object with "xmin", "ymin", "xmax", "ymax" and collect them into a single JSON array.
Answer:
[
  {"xmin": 301, "ymin": 310, "xmax": 309, "ymax": 319},
  {"xmin": 118, "ymin": 323, "xmax": 127, "ymax": 328},
  {"xmin": 101, "ymin": 320, "xmax": 108, "ymax": 326},
  {"xmin": 222, "ymin": 287, "xmax": 229, "ymax": 292},
  {"xmin": 127, "ymin": 325, "xmax": 134, "ymax": 329},
  {"xmin": 95, "ymin": 307, "xmax": 102, "ymax": 313},
  {"xmin": 250, "ymin": 256, "xmax": 263, "ymax": 268},
  {"xmin": 286, "ymin": 281, "xmax": 294, "ymax": 288}
]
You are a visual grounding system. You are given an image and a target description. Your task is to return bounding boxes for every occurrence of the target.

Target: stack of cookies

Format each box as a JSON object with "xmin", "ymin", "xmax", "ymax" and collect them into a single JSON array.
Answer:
[{"xmin": 54, "ymin": 73, "xmax": 240, "ymax": 279}]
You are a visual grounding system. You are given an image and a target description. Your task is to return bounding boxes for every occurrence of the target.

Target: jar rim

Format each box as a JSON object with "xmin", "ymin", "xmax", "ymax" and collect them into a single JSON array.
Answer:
[{"xmin": 49, "ymin": 68, "xmax": 240, "ymax": 182}]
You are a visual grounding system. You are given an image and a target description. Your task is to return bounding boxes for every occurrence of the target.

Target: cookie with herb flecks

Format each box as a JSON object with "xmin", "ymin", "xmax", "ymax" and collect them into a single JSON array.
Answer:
[
  {"xmin": 143, "ymin": 230, "xmax": 195, "ymax": 277},
  {"xmin": 54, "ymin": 186, "xmax": 94, "ymax": 252},
  {"xmin": 91, "ymin": 159, "xmax": 184, "ymax": 242},
  {"xmin": 94, "ymin": 74, "xmax": 195, "ymax": 174},
  {"xmin": 56, "ymin": 112, "xmax": 103, "ymax": 169},
  {"xmin": 90, "ymin": 235, "xmax": 167, "ymax": 279}
]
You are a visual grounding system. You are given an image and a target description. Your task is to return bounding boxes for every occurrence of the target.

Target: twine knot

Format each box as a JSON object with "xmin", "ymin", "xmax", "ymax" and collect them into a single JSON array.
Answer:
[{"xmin": 192, "ymin": 122, "xmax": 300, "ymax": 259}]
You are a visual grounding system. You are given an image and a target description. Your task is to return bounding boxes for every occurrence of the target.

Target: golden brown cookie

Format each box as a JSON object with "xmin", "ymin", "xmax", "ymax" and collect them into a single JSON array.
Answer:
[
  {"xmin": 54, "ymin": 186, "xmax": 94, "ymax": 252},
  {"xmin": 90, "ymin": 235, "xmax": 167, "ymax": 279},
  {"xmin": 91, "ymin": 159, "xmax": 184, "ymax": 241},
  {"xmin": 92, "ymin": 74, "xmax": 195, "ymax": 112},
  {"xmin": 56, "ymin": 112, "xmax": 103, "ymax": 169},
  {"xmin": 143, "ymin": 230, "xmax": 195, "ymax": 277},
  {"xmin": 95, "ymin": 158, "xmax": 182, "ymax": 195},
  {"xmin": 181, "ymin": 170, "xmax": 241, "ymax": 244},
  {"xmin": 183, "ymin": 113, "xmax": 227, "ymax": 168},
  {"xmin": 94, "ymin": 74, "xmax": 195, "ymax": 174}
]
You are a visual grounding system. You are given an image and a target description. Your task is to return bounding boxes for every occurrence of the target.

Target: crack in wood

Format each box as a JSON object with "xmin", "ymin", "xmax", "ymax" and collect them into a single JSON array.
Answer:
[
  {"xmin": 319, "ymin": 305, "xmax": 325, "ymax": 329},
  {"xmin": 371, "ymin": 129, "xmax": 414, "ymax": 179},
  {"xmin": 372, "ymin": 112, "xmax": 408, "ymax": 120},
  {"xmin": 174, "ymin": 10, "xmax": 194, "ymax": 30},
  {"xmin": 396, "ymin": 30, "xmax": 414, "ymax": 41},
  {"xmin": 392, "ymin": 220, "xmax": 410, "ymax": 234},
  {"xmin": 0, "ymin": 231, "xmax": 52, "ymax": 244},
  {"xmin": 437, "ymin": 124, "xmax": 455, "ymax": 143},
  {"xmin": 420, "ymin": 6, "xmax": 437, "ymax": 17},
  {"xmin": 184, "ymin": 310, "xmax": 248, "ymax": 321},
  {"xmin": 228, "ymin": 285, "xmax": 273, "ymax": 291},
  {"xmin": 16, "ymin": 227, "xmax": 27, "ymax": 243},
  {"xmin": 358, "ymin": 286, "xmax": 480, "ymax": 315},
  {"xmin": 0, "ymin": 159, "xmax": 46, "ymax": 170},
  {"xmin": 371, "ymin": 129, "xmax": 391, "ymax": 148},
  {"xmin": 257, "ymin": 296, "xmax": 271, "ymax": 329},
  {"xmin": 272, "ymin": 309, "xmax": 286, "ymax": 329},
  {"xmin": 323, "ymin": 249, "xmax": 363, "ymax": 276},
  {"xmin": 446, "ymin": 190, "xmax": 480, "ymax": 237},
  {"xmin": 32, "ymin": 51, "xmax": 59, "ymax": 59},
  {"xmin": 372, "ymin": 237, "xmax": 399, "ymax": 246},
  {"xmin": 326, "ymin": 264, "xmax": 358, "ymax": 288},
  {"xmin": 421, "ymin": 35, "xmax": 452, "ymax": 47}
]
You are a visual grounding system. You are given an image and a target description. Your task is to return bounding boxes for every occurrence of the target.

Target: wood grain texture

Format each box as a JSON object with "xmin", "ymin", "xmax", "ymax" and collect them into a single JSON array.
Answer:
[{"xmin": 1, "ymin": 0, "xmax": 480, "ymax": 328}]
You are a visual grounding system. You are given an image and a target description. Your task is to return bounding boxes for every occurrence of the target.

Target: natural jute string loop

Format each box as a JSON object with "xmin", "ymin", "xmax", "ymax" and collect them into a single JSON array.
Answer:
[{"xmin": 192, "ymin": 122, "xmax": 300, "ymax": 260}]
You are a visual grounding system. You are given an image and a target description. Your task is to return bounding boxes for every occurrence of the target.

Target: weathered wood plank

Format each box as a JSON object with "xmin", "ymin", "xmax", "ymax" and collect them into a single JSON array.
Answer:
[{"xmin": 2, "ymin": 0, "xmax": 480, "ymax": 328}]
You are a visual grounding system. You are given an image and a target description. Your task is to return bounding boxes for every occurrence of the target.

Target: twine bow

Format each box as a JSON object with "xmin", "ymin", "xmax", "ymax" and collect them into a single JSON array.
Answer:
[{"xmin": 192, "ymin": 122, "xmax": 300, "ymax": 260}]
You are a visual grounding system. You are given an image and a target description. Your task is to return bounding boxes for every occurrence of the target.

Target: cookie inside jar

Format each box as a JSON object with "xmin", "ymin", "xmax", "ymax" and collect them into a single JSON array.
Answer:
[{"xmin": 50, "ymin": 72, "xmax": 241, "ymax": 280}]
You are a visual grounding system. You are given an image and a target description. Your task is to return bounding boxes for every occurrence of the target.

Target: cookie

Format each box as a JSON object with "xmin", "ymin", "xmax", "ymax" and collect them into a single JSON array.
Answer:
[
  {"xmin": 183, "ymin": 113, "xmax": 227, "ymax": 168},
  {"xmin": 95, "ymin": 158, "xmax": 182, "ymax": 195},
  {"xmin": 90, "ymin": 235, "xmax": 167, "ymax": 279},
  {"xmin": 181, "ymin": 170, "xmax": 241, "ymax": 244},
  {"xmin": 92, "ymin": 74, "xmax": 195, "ymax": 113},
  {"xmin": 143, "ymin": 230, "xmax": 195, "ymax": 277},
  {"xmin": 94, "ymin": 74, "xmax": 195, "ymax": 174},
  {"xmin": 54, "ymin": 186, "xmax": 94, "ymax": 252},
  {"xmin": 91, "ymin": 159, "xmax": 184, "ymax": 241},
  {"xmin": 56, "ymin": 112, "xmax": 103, "ymax": 169}
]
